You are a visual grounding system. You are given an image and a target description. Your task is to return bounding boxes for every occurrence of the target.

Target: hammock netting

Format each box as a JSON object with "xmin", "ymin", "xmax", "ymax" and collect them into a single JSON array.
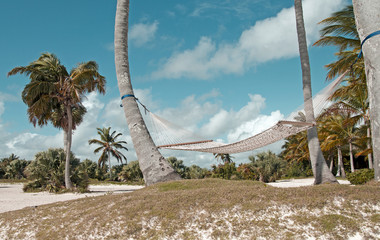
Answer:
[
  {"xmin": 157, "ymin": 121, "xmax": 314, "ymax": 154},
  {"xmin": 141, "ymin": 71, "xmax": 348, "ymax": 154}
]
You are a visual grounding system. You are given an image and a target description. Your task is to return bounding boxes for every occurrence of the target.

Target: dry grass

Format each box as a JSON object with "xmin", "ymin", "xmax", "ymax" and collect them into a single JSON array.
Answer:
[{"xmin": 1, "ymin": 179, "xmax": 379, "ymax": 239}]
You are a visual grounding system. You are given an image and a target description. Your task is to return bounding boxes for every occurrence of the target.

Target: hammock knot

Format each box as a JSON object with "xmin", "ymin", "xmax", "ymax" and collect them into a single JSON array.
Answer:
[{"xmin": 120, "ymin": 94, "xmax": 150, "ymax": 114}]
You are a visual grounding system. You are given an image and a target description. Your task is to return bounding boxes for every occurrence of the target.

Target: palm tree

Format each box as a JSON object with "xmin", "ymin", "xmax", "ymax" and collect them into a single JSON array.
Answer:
[
  {"xmin": 88, "ymin": 127, "xmax": 128, "ymax": 176},
  {"xmin": 8, "ymin": 53, "xmax": 106, "ymax": 189},
  {"xmin": 114, "ymin": 0, "xmax": 181, "ymax": 185},
  {"xmin": 319, "ymin": 113, "xmax": 359, "ymax": 176},
  {"xmin": 294, "ymin": 0, "xmax": 338, "ymax": 184},
  {"xmin": 313, "ymin": 5, "xmax": 372, "ymax": 168},
  {"xmin": 352, "ymin": 0, "xmax": 380, "ymax": 181},
  {"xmin": 313, "ymin": 5, "xmax": 361, "ymax": 80},
  {"xmin": 213, "ymin": 153, "xmax": 234, "ymax": 164}
]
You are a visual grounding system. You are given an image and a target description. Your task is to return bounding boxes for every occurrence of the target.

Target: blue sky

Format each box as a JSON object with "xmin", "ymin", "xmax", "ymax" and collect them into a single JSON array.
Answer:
[{"xmin": 0, "ymin": 0, "xmax": 349, "ymax": 167}]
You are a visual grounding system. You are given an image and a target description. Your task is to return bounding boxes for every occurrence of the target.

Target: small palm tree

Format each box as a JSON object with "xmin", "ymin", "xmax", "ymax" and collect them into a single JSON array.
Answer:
[{"xmin": 88, "ymin": 127, "xmax": 128, "ymax": 176}]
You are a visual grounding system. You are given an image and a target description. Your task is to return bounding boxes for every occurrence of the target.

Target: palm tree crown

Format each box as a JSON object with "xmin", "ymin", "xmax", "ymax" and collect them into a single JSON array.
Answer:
[
  {"xmin": 89, "ymin": 127, "xmax": 128, "ymax": 171},
  {"xmin": 8, "ymin": 52, "xmax": 106, "ymax": 189}
]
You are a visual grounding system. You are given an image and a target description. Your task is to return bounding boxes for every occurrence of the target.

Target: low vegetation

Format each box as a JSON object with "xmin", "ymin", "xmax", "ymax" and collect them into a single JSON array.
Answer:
[{"xmin": 0, "ymin": 179, "xmax": 379, "ymax": 239}]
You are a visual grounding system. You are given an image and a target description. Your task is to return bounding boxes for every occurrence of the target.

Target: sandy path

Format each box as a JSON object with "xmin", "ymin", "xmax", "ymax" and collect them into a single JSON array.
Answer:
[{"xmin": 0, "ymin": 183, "xmax": 144, "ymax": 214}]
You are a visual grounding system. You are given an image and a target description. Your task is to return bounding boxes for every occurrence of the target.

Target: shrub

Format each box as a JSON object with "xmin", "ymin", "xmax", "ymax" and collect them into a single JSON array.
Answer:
[
  {"xmin": 347, "ymin": 168, "xmax": 374, "ymax": 185},
  {"xmin": 249, "ymin": 151, "xmax": 287, "ymax": 183},
  {"xmin": 23, "ymin": 148, "xmax": 89, "ymax": 192},
  {"xmin": 118, "ymin": 160, "xmax": 144, "ymax": 183},
  {"xmin": 211, "ymin": 162, "xmax": 238, "ymax": 180}
]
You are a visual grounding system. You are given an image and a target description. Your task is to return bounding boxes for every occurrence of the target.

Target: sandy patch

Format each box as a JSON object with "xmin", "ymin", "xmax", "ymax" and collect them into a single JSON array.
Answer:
[
  {"xmin": 0, "ymin": 183, "xmax": 144, "ymax": 214},
  {"xmin": 267, "ymin": 178, "xmax": 350, "ymax": 188}
]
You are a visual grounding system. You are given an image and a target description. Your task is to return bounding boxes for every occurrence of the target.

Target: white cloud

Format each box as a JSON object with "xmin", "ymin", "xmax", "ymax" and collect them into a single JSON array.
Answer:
[
  {"xmin": 129, "ymin": 21, "xmax": 159, "ymax": 47},
  {"xmin": 0, "ymin": 89, "xmax": 288, "ymax": 168},
  {"xmin": 152, "ymin": 0, "xmax": 344, "ymax": 80}
]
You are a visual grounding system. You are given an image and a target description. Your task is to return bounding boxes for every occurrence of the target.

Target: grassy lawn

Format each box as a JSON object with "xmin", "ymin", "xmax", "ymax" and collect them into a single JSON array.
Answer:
[{"xmin": 0, "ymin": 179, "xmax": 379, "ymax": 239}]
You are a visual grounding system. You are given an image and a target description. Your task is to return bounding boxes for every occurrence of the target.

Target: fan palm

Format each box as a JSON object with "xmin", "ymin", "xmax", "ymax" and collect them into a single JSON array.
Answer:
[
  {"xmin": 8, "ymin": 53, "xmax": 106, "ymax": 189},
  {"xmin": 88, "ymin": 127, "xmax": 128, "ymax": 175}
]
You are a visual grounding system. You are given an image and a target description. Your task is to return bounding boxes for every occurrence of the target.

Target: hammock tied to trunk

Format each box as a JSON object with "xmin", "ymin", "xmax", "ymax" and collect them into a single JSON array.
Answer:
[{"xmin": 122, "ymin": 71, "xmax": 348, "ymax": 154}]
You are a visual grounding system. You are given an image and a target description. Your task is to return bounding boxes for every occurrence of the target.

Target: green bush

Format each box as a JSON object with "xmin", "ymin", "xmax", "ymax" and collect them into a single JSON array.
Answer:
[
  {"xmin": 23, "ymin": 148, "xmax": 89, "ymax": 193},
  {"xmin": 211, "ymin": 162, "xmax": 238, "ymax": 180},
  {"xmin": 118, "ymin": 160, "xmax": 144, "ymax": 183},
  {"xmin": 347, "ymin": 168, "xmax": 374, "ymax": 185}
]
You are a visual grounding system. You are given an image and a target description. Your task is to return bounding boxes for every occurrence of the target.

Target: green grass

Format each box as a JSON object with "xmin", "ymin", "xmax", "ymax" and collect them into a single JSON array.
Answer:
[{"xmin": 0, "ymin": 179, "xmax": 379, "ymax": 239}]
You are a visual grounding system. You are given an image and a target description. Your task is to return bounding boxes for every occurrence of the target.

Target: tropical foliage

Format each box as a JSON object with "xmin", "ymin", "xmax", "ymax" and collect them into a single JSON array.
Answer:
[
  {"xmin": 282, "ymin": 4, "xmax": 372, "ymax": 178},
  {"xmin": 88, "ymin": 127, "xmax": 128, "ymax": 176},
  {"xmin": 23, "ymin": 148, "xmax": 89, "ymax": 193},
  {"xmin": 8, "ymin": 53, "xmax": 106, "ymax": 189}
]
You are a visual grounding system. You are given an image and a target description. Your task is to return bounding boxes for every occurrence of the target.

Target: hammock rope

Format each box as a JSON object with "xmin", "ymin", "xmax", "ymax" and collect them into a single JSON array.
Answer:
[{"xmin": 123, "ymin": 72, "xmax": 348, "ymax": 154}]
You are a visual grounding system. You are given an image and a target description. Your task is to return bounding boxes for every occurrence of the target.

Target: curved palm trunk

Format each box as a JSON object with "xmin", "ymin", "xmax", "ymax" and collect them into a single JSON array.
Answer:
[
  {"xmin": 294, "ymin": 0, "xmax": 337, "ymax": 184},
  {"xmin": 114, "ymin": 0, "xmax": 181, "ymax": 186},
  {"xmin": 353, "ymin": 1, "xmax": 380, "ymax": 180},
  {"xmin": 64, "ymin": 105, "xmax": 73, "ymax": 189}
]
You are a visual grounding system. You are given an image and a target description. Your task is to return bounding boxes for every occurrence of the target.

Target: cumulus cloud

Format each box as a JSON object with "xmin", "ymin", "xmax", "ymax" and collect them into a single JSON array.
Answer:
[
  {"xmin": 129, "ymin": 21, "xmax": 159, "ymax": 47},
  {"xmin": 0, "ymin": 88, "xmax": 288, "ymax": 168},
  {"xmin": 152, "ymin": 0, "xmax": 344, "ymax": 80}
]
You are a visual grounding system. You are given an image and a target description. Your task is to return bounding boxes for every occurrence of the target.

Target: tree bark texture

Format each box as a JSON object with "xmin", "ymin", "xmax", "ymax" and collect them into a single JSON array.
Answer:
[
  {"xmin": 353, "ymin": 1, "xmax": 380, "ymax": 180},
  {"xmin": 294, "ymin": 0, "xmax": 338, "ymax": 184},
  {"xmin": 349, "ymin": 141, "xmax": 355, "ymax": 173},
  {"xmin": 114, "ymin": 0, "xmax": 181, "ymax": 186},
  {"xmin": 64, "ymin": 105, "xmax": 73, "ymax": 189}
]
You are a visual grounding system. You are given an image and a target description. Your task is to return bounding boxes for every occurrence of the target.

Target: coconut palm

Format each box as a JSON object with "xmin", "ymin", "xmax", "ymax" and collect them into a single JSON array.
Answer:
[
  {"xmin": 319, "ymin": 113, "xmax": 359, "ymax": 176},
  {"xmin": 314, "ymin": 5, "xmax": 372, "ymax": 168},
  {"xmin": 213, "ymin": 153, "xmax": 234, "ymax": 164},
  {"xmin": 352, "ymin": 0, "xmax": 380, "ymax": 181},
  {"xmin": 294, "ymin": 0, "xmax": 337, "ymax": 184},
  {"xmin": 114, "ymin": 0, "xmax": 180, "ymax": 185},
  {"xmin": 88, "ymin": 127, "xmax": 128, "ymax": 176},
  {"xmin": 8, "ymin": 53, "xmax": 106, "ymax": 189},
  {"xmin": 313, "ymin": 5, "xmax": 361, "ymax": 80}
]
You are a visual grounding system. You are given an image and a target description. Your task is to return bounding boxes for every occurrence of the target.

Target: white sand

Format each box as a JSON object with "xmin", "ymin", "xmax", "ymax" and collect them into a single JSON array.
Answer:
[
  {"xmin": 0, "ymin": 183, "xmax": 144, "ymax": 213},
  {"xmin": 0, "ymin": 178, "xmax": 351, "ymax": 214},
  {"xmin": 267, "ymin": 178, "xmax": 350, "ymax": 188}
]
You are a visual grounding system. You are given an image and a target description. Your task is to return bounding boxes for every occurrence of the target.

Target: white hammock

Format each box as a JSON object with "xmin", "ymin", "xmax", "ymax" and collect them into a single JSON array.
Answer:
[
  {"xmin": 145, "ymin": 71, "xmax": 348, "ymax": 154},
  {"xmin": 157, "ymin": 120, "xmax": 314, "ymax": 154}
]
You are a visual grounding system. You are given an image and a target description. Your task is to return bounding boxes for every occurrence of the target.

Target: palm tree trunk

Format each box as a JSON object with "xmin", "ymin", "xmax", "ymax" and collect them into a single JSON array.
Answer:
[
  {"xmin": 63, "ymin": 130, "xmax": 67, "ymax": 153},
  {"xmin": 349, "ymin": 141, "xmax": 355, "ymax": 173},
  {"xmin": 64, "ymin": 104, "xmax": 73, "ymax": 189},
  {"xmin": 329, "ymin": 155, "xmax": 334, "ymax": 172},
  {"xmin": 366, "ymin": 121, "xmax": 373, "ymax": 169},
  {"xmin": 108, "ymin": 151, "xmax": 112, "ymax": 179},
  {"xmin": 294, "ymin": 0, "xmax": 338, "ymax": 184},
  {"xmin": 337, "ymin": 146, "xmax": 346, "ymax": 178},
  {"xmin": 114, "ymin": 0, "xmax": 181, "ymax": 186},
  {"xmin": 353, "ymin": 1, "xmax": 380, "ymax": 181}
]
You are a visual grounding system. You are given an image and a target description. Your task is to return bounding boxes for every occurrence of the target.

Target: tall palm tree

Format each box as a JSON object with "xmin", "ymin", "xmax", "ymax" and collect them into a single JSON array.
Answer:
[
  {"xmin": 294, "ymin": 0, "xmax": 337, "ymax": 184},
  {"xmin": 8, "ymin": 53, "xmax": 106, "ymax": 189},
  {"xmin": 114, "ymin": 0, "xmax": 181, "ymax": 185},
  {"xmin": 352, "ymin": 0, "xmax": 380, "ymax": 181},
  {"xmin": 88, "ymin": 127, "xmax": 128, "ymax": 174}
]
